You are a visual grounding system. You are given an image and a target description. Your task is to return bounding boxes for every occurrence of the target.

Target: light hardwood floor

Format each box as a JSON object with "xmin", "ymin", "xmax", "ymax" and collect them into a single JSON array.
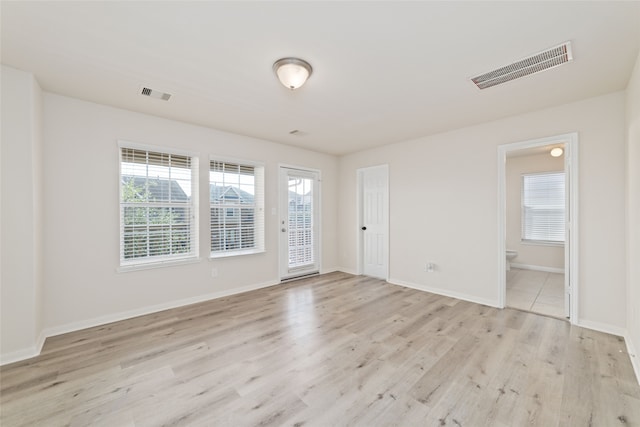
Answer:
[{"xmin": 1, "ymin": 272, "xmax": 639, "ymax": 426}]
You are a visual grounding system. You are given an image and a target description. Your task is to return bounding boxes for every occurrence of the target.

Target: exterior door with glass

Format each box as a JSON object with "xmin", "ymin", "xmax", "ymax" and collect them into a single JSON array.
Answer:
[{"xmin": 279, "ymin": 167, "xmax": 320, "ymax": 280}]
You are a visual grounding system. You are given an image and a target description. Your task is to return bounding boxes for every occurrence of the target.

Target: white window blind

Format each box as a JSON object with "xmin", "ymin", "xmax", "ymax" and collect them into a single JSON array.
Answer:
[
  {"xmin": 119, "ymin": 146, "xmax": 199, "ymax": 267},
  {"xmin": 210, "ymin": 160, "xmax": 264, "ymax": 257},
  {"xmin": 287, "ymin": 174, "xmax": 315, "ymax": 270},
  {"xmin": 522, "ymin": 172, "xmax": 565, "ymax": 244}
]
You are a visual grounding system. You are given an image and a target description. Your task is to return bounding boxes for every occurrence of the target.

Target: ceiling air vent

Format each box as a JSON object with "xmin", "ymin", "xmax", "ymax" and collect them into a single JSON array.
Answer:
[
  {"xmin": 471, "ymin": 41, "xmax": 573, "ymax": 90},
  {"xmin": 140, "ymin": 86, "xmax": 171, "ymax": 101}
]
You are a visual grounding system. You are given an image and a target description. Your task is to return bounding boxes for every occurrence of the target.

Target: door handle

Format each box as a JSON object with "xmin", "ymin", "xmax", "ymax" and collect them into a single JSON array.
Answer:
[
  {"xmin": 282, "ymin": 228, "xmax": 287, "ymax": 232},
  {"xmin": 361, "ymin": 226, "xmax": 367, "ymax": 230}
]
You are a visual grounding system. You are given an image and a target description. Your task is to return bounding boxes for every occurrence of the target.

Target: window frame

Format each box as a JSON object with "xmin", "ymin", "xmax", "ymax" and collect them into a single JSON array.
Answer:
[
  {"xmin": 209, "ymin": 156, "xmax": 265, "ymax": 259},
  {"xmin": 118, "ymin": 141, "xmax": 200, "ymax": 271},
  {"xmin": 521, "ymin": 171, "xmax": 565, "ymax": 247}
]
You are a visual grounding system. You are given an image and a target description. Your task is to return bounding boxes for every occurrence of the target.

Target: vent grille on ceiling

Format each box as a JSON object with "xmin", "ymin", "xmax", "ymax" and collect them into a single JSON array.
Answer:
[
  {"xmin": 140, "ymin": 87, "xmax": 172, "ymax": 101},
  {"xmin": 471, "ymin": 42, "xmax": 573, "ymax": 90}
]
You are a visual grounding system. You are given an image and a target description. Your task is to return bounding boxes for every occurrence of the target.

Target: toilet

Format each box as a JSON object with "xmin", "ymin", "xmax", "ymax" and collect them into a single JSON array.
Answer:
[{"xmin": 506, "ymin": 250, "xmax": 518, "ymax": 271}]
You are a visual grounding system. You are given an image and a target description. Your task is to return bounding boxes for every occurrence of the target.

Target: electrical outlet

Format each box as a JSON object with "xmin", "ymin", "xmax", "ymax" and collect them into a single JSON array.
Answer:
[
  {"xmin": 426, "ymin": 262, "xmax": 435, "ymax": 273},
  {"xmin": 211, "ymin": 268, "xmax": 218, "ymax": 278}
]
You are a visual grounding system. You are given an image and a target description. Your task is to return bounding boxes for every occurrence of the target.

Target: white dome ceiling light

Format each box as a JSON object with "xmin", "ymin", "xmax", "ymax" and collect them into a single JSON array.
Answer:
[{"xmin": 273, "ymin": 57, "xmax": 313, "ymax": 90}]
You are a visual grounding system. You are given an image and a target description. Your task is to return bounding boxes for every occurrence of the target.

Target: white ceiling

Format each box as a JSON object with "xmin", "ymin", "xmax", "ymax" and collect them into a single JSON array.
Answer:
[{"xmin": 2, "ymin": 1, "xmax": 639, "ymax": 155}]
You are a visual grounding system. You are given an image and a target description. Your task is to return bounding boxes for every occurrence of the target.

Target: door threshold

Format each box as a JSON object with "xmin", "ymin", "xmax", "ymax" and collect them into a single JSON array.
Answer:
[
  {"xmin": 281, "ymin": 271, "xmax": 319, "ymax": 283},
  {"xmin": 506, "ymin": 306, "xmax": 569, "ymax": 322}
]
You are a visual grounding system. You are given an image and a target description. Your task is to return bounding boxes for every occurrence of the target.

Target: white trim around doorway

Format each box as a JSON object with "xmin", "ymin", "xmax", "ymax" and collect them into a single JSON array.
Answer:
[{"xmin": 497, "ymin": 132, "xmax": 579, "ymax": 323}]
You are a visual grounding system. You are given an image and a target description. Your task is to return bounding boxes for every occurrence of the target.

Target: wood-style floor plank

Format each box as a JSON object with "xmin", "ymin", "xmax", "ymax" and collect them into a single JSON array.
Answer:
[{"xmin": 1, "ymin": 272, "xmax": 639, "ymax": 426}]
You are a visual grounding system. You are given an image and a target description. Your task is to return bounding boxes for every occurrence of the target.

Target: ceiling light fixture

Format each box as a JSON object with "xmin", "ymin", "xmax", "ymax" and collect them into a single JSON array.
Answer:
[
  {"xmin": 273, "ymin": 57, "xmax": 312, "ymax": 90},
  {"xmin": 550, "ymin": 147, "xmax": 564, "ymax": 157}
]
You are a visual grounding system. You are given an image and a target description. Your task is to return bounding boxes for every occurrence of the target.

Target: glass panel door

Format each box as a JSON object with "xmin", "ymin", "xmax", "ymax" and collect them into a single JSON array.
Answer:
[{"xmin": 280, "ymin": 167, "xmax": 319, "ymax": 279}]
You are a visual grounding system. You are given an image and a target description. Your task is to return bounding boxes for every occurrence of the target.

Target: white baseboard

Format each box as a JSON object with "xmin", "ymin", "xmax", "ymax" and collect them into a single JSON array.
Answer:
[
  {"xmin": 624, "ymin": 332, "xmax": 640, "ymax": 385},
  {"xmin": 1, "ymin": 343, "xmax": 40, "ymax": 366},
  {"xmin": 388, "ymin": 277, "xmax": 500, "ymax": 308},
  {"xmin": 511, "ymin": 263, "xmax": 565, "ymax": 274},
  {"xmin": 575, "ymin": 318, "xmax": 627, "ymax": 337},
  {"xmin": 337, "ymin": 266, "xmax": 358, "ymax": 275},
  {"xmin": 1, "ymin": 279, "xmax": 280, "ymax": 366},
  {"xmin": 36, "ymin": 329, "xmax": 46, "ymax": 355},
  {"xmin": 44, "ymin": 279, "xmax": 280, "ymax": 339},
  {"xmin": 320, "ymin": 266, "xmax": 340, "ymax": 274},
  {"xmin": 0, "ymin": 329, "xmax": 47, "ymax": 366}
]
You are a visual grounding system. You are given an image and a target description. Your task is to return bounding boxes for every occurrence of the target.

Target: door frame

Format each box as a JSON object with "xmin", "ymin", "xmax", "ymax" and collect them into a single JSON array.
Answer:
[
  {"xmin": 278, "ymin": 164, "xmax": 322, "ymax": 281},
  {"xmin": 357, "ymin": 164, "xmax": 389, "ymax": 280},
  {"xmin": 497, "ymin": 132, "xmax": 579, "ymax": 322}
]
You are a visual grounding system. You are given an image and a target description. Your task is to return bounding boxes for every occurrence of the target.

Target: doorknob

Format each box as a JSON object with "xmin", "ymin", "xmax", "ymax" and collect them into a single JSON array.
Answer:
[
  {"xmin": 281, "ymin": 228, "xmax": 287, "ymax": 232},
  {"xmin": 361, "ymin": 226, "xmax": 367, "ymax": 230}
]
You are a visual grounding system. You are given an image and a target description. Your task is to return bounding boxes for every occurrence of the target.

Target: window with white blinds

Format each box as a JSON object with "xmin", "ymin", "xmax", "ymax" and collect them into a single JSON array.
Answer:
[
  {"xmin": 119, "ymin": 145, "xmax": 199, "ymax": 267},
  {"xmin": 522, "ymin": 171, "xmax": 565, "ymax": 244},
  {"xmin": 210, "ymin": 159, "xmax": 264, "ymax": 257}
]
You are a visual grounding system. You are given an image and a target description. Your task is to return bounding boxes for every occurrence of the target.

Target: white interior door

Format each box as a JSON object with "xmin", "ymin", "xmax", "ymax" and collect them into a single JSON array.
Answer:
[
  {"xmin": 359, "ymin": 165, "xmax": 389, "ymax": 279},
  {"xmin": 279, "ymin": 167, "xmax": 320, "ymax": 280}
]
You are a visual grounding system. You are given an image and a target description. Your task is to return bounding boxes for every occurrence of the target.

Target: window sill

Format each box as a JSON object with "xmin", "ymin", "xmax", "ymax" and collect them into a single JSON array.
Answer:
[
  {"xmin": 117, "ymin": 257, "xmax": 201, "ymax": 273},
  {"xmin": 210, "ymin": 249, "xmax": 265, "ymax": 259},
  {"xmin": 521, "ymin": 240, "xmax": 564, "ymax": 248}
]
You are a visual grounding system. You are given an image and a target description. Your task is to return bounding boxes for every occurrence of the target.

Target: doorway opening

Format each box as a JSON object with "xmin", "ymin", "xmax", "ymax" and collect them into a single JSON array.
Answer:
[
  {"xmin": 498, "ymin": 133, "xmax": 578, "ymax": 322},
  {"xmin": 357, "ymin": 164, "xmax": 389, "ymax": 280},
  {"xmin": 279, "ymin": 166, "xmax": 321, "ymax": 281}
]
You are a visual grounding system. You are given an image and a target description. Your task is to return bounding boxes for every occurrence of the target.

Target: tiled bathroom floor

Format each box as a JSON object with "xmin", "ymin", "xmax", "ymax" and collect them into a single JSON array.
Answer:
[{"xmin": 506, "ymin": 268, "xmax": 565, "ymax": 319}]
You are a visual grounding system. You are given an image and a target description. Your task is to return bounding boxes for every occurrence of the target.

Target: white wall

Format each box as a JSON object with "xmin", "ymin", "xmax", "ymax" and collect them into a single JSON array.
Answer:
[
  {"xmin": 506, "ymin": 153, "xmax": 564, "ymax": 270},
  {"xmin": 626, "ymin": 51, "xmax": 640, "ymax": 379},
  {"xmin": 339, "ymin": 91, "xmax": 627, "ymax": 331},
  {"xmin": 1, "ymin": 66, "xmax": 45, "ymax": 362},
  {"xmin": 41, "ymin": 93, "xmax": 338, "ymax": 335}
]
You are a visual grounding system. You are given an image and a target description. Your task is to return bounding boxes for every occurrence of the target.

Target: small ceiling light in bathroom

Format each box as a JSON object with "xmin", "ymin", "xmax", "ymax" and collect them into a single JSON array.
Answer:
[
  {"xmin": 550, "ymin": 147, "xmax": 564, "ymax": 157},
  {"xmin": 273, "ymin": 57, "xmax": 312, "ymax": 90}
]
